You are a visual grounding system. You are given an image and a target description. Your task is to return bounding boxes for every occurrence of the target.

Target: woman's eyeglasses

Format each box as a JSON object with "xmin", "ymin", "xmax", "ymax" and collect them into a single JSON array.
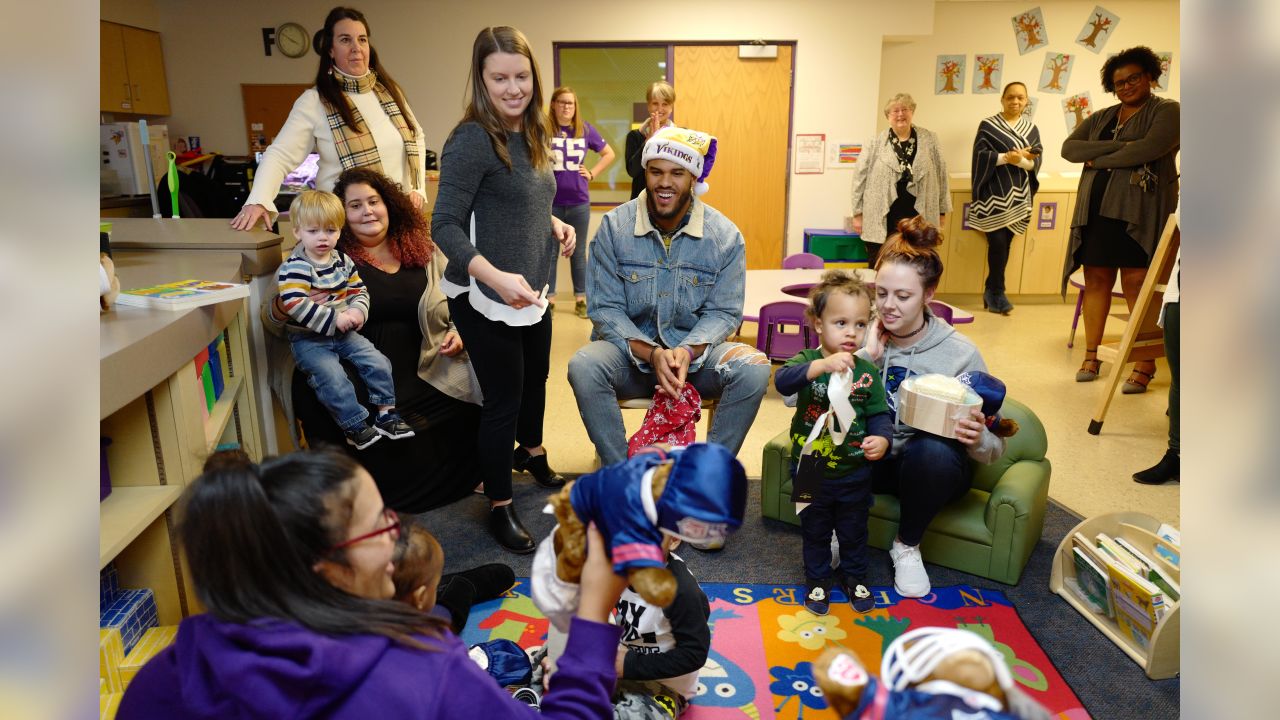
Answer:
[
  {"xmin": 328, "ymin": 508, "xmax": 400, "ymax": 552},
  {"xmin": 1114, "ymin": 72, "xmax": 1147, "ymax": 89}
]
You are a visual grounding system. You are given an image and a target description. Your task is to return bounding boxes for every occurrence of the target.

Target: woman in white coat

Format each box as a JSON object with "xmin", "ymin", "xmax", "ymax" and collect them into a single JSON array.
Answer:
[
  {"xmin": 849, "ymin": 93, "xmax": 950, "ymax": 266},
  {"xmin": 232, "ymin": 6, "xmax": 426, "ymax": 231}
]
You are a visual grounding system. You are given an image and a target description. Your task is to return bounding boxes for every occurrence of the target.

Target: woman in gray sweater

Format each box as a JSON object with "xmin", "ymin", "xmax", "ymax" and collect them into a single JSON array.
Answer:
[{"xmin": 431, "ymin": 26, "xmax": 576, "ymax": 553}]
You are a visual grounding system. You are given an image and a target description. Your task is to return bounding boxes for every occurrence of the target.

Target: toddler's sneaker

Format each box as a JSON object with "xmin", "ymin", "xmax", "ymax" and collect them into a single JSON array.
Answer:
[
  {"xmin": 345, "ymin": 424, "xmax": 381, "ymax": 450},
  {"xmin": 374, "ymin": 411, "xmax": 415, "ymax": 440},
  {"xmin": 512, "ymin": 686, "xmax": 541, "ymax": 708},
  {"xmin": 889, "ymin": 539, "xmax": 931, "ymax": 598},
  {"xmin": 842, "ymin": 577, "xmax": 876, "ymax": 613},
  {"xmin": 804, "ymin": 581, "xmax": 830, "ymax": 616}
]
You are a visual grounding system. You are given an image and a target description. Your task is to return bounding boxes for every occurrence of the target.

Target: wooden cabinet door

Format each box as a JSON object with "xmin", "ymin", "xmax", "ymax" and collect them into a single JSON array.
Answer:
[
  {"xmin": 101, "ymin": 22, "xmax": 132, "ymax": 112},
  {"xmin": 942, "ymin": 192, "xmax": 988, "ymax": 294},
  {"xmin": 1019, "ymin": 192, "xmax": 1073, "ymax": 294},
  {"xmin": 121, "ymin": 25, "xmax": 170, "ymax": 115}
]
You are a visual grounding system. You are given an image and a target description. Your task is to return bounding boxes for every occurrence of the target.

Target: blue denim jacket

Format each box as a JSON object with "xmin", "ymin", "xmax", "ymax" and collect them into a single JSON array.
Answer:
[{"xmin": 587, "ymin": 192, "xmax": 745, "ymax": 371}]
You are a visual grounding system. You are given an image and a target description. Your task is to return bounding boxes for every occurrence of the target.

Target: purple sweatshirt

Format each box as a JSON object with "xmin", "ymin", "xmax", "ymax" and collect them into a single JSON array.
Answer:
[
  {"xmin": 551, "ymin": 122, "xmax": 607, "ymax": 206},
  {"xmin": 117, "ymin": 613, "xmax": 620, "ymax": 719}
]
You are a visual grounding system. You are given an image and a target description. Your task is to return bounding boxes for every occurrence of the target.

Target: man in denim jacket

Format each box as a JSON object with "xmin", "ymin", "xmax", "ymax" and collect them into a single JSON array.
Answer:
[{"xmin": 568, "ymin": 127, "xmax": 770, "ymax": 469}]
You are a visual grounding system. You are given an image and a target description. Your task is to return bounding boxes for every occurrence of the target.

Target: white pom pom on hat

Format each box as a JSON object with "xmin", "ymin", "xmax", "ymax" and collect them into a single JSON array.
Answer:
[{"xmin": 641, "ymin": 127, "xmax": 719, "ymax": 196}]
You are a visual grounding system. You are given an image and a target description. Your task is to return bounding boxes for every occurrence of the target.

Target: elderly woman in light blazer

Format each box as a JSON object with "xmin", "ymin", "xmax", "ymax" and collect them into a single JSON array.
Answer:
[{"xmin": 850, "ymin": 93, "xmax": 950, "ymax": 265}]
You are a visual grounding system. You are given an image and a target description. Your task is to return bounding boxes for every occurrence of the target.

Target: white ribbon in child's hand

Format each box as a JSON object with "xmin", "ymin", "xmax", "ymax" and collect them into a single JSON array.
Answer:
[{"xmin": 800, "ymin": 368, "xmax": 858, "ymax": 458}]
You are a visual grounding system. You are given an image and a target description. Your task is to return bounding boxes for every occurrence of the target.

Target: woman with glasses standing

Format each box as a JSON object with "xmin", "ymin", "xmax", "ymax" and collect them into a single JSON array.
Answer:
[
  {"xmin": 547, "ymin": 86, "xmax": 616, "ymax": 318},
  {"xmin": 119, "ymin": 448, "xmax": 629, "ymax": 718},
  {"xmin": 850, "ymin": 93, "xmax": 950, "ymax": 267},
  {"xmin": 969, "ymin": 82, "xmax": 1041, "ymax": 315},
  {"xmin": 1062, "ymin": 46, "xmax": 1179, "ymax": 393}
]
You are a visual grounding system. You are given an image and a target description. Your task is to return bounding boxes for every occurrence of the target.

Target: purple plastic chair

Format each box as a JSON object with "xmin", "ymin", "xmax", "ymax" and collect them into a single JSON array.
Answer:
[
  {"xmin": 782, "ymin": 252, "xmax": 824, "ymax": 269},
  {"xmin": 756, "ymin": 301, "xmax": 817, "ymax": 361},
  {"xmin": 927, "ymin": 301, "xmax": 954, "ymax": 325}
]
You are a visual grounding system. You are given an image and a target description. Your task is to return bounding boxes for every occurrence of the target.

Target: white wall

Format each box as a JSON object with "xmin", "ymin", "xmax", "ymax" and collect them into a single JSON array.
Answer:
[{"xmin": 879, "ymin": 0, "xmax": 1180, "ymax": 177}]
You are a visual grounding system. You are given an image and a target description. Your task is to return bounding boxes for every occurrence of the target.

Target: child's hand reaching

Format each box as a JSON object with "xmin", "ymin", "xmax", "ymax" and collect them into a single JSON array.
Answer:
[
  {"xmin": 809, "ymin": 352, "xmax": 856, "ymax": 379},
  {"xmin": 861, "ymin": 435, "xmax": 889, "ymax": 461}
]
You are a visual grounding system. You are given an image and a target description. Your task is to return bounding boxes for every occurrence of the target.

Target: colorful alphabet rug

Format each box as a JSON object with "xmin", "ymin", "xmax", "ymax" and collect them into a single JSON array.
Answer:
[{"xmin": 460, "ymin": 581, "xmax": 1089, "ymax": 719}]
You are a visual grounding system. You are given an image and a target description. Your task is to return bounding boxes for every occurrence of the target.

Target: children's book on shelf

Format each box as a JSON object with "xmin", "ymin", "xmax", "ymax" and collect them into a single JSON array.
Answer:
[
  {"xmin": 1103, "ymin": 555, "xmax": 1167, "ymax": 650},
  {"xmin": 115, "ymin": 279, "xmax": 250, "ymax": 311},
  {"xmin": 1071, "ymin": 546, "xmax": 1112, "ymax": 617},
  {"xmin": 1113, "ymin": 536, "xmax": 1180, "ymax": 602}
]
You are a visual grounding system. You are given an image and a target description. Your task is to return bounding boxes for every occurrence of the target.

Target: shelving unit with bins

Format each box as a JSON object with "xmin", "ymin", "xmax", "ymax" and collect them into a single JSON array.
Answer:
[
  {"xmin": 1048, "ymin": 511, "xmax": 1180, "ymax": 679},
  {"xmin": 100, "ymin": 251, "xmax": 262, "ymax": 625}
]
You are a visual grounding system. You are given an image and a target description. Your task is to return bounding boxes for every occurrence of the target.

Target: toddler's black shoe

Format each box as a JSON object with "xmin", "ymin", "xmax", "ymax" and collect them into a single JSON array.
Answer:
[
  {"xmin": 842, "ymin": 577, "xmax": 876, "ymax": 613},
  {"xmin": 374, "ymin": 411, "xmax": 416, "ymax": 440},
  {"xmin": 458, "ymin": 563, "xmax": 518, "ymax": 601},
  {"xmin": 804, "ymin": 581, "xmax": 830, "ymax": 616},
  {"xmin": 345, "ymin": 424, "xmax": 381, "ymax": 450},
  {"xmin": 513, "ymin": 447, "xmax": 566, "ymax": 488}
]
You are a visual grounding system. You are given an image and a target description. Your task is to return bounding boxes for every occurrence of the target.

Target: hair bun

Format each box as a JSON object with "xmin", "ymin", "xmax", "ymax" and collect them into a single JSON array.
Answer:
[
  {"xmin": 895, "ymin": 215, "xmax": 943, "ymax": 249},
  {"xmin": 202, "ymin": 448, "xmax": 255, "ymax": 475}
]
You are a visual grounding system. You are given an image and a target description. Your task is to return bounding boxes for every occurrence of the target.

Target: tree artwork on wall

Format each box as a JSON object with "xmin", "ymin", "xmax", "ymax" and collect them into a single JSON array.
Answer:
[
  {"xmin": 935, "ymin": 54, "xmax": 966, "ymax": 95},
  {"xmin": 1153, "ymin": 51, "xmax": 1174, "ymax": 92},
  {"xmin": 1011, "ymin": 7, "xmax": 1049, "ymax": 55},
  {"xmin": 1024, "ymin": 95, "xmax": 1039, "ymax": 121},
  {"xmin": 1038, "ymin": 52, "xmax": 1074, "ymax": 94},
  {"xmin": 1075, "ymin": 6, "xmax": 1121, "ymax": 53},
  {"xmin": 973, "ymin": 54, "xmax": 1004, "ymax": 94},
  {"xmin": 1062, "ymin": 92, "xmax": 1092, "ymax": 131}
]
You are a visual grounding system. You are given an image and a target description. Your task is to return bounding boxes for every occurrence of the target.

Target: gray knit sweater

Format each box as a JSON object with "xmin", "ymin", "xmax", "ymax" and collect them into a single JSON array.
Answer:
[{"xmin": 431, "ymin": 122, "xmax": 557, "ymax": 304}]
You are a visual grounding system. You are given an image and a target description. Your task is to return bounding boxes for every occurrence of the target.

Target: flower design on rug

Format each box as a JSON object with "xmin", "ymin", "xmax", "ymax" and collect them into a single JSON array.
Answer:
[
  {"xmin": 776, "ymin": 610, "xmax": 847, "ymax": 651},
  {"xmin": 769, "ymin": 661, "xmax": 828, "ymax": 717}
]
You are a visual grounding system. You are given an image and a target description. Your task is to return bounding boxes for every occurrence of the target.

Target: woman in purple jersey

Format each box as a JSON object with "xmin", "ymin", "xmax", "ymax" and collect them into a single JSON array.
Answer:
[{"xmin": 547, "ymin": 86, "xmax": 615, "ymax": 317}]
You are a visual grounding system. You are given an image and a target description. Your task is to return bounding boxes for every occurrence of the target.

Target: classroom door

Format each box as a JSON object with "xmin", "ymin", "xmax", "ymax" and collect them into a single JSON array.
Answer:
[
  {"xmin": 241, "ymin": 84, "xmax": 311, "ymax": 154},
  {"xmin": 674, "ymin": 45, "xmax": 793, "ymax": 270}
]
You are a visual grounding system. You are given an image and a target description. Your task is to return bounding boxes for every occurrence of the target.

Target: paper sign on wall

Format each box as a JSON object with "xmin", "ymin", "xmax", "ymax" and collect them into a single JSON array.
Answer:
[
  {"xmin": 1038, "ymin": 201, "xmax": 1058, "ymax": 230},
  {"xmin": 1038, "ymin": 52, "xmax": 1075, "ymax": 94},
  {"xmin": 973, "ymin": 54, "xmax": 1004, "ymax": 94},
  {"xmin": 794, "ymin": 134, "xmax": 825, "ymax": 174},
  {"xmin": 935, "ymin": 55, "xmax": 966, "ymax": 95},
  {"xmin": 830, "ymin": 143, "xmax": 862, "ymax": 168},
  {"xmin": 1012, "ymin": 7, "xmax": 1049, "ymax": 55},
  {"xmin": 1153, "ymin": 51, "xmax": 1174, "ymax": 92},
  {"xmin": 1075, "ymin": 6, "xmax": 1120, "ymax": 53},
  {"xmin": 1063, "ymin": 92, "xmax": 1092, "ymax": 132}
]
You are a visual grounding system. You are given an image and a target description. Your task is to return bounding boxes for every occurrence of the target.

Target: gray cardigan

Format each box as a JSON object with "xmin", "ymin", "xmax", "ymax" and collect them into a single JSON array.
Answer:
[
  {"xmin": 850, "ymin": 126, "xmax": 952, "ymax": 244},
  {"xmin": 1060, "ymin": 96, "xmax": 1180, "ymax": 293}
]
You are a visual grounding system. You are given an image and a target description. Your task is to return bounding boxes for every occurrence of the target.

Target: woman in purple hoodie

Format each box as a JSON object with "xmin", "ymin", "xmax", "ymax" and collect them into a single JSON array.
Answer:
[{"xmin": 118, "ymin": 448, "xmax": 627, "ymax": 719}]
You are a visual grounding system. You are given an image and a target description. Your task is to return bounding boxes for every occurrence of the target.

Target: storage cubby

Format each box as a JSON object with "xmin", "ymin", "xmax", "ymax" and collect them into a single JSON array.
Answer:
[{"xmin": 1048, "ymin": 511, "xmax": 1179, "ymax": 679}]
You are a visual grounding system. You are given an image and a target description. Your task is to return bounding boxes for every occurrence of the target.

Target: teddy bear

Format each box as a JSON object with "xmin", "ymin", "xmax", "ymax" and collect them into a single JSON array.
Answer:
[
  {"xmin": 811, "ymin": 626, "xmax": 1053, "ymax": 720},
  {"xmin": 543, "ymin": 442, "xmax": 746, "ymax": 609}
]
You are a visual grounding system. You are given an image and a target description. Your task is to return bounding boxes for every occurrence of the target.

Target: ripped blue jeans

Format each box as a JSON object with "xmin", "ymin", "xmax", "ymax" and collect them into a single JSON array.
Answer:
[{"xmin": 568, "ymin": 340, "xmax": 770, "ymax": 465}]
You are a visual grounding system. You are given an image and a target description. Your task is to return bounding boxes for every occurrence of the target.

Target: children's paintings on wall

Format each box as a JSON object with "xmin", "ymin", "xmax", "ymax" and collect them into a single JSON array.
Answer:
[
  {"xmin": 1063, "ymin": 92, "xmax": 1092, "ymax": 132},
  {"xmin": 935, "ymin": 55, "xmax": 966, "ymax": 95},
  {"xmin": 1038, "ymin": 52, "xmax": 1075, "ymax": 94},
  {"xmin": 1012, "ymin": 7, "xmax": 1049, "ymax": 55},
  {"xmin": 973, "ymin": 54, "xmax": 1004, "ymax": 94},
  {"xmin": 1024, "ymin": 95, "xmax": 1039, "ymax": 121},
  {"xmin": 1075, "ymin": 6, "xmax": 1120, "ymax": 53},
  {"xmin": 1153, "ymin": 51, "xmax": 1174, "ymax": 92}
]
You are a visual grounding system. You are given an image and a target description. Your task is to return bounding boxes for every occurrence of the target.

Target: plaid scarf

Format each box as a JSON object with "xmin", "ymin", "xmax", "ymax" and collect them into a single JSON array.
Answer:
[{"xmin": 322, "ymin": 69, "xmax": 421, "ymax": 192}]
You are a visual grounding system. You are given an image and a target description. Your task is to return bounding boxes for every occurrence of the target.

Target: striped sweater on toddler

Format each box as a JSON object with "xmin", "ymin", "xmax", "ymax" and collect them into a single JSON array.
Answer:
[{"xmin": 277, "ymin": 247, "xmax": 370, "ymax": 336}]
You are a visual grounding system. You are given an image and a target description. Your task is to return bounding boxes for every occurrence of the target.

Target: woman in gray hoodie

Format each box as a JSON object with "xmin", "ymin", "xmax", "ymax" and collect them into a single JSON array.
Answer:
[{"xmin": 861, "ymin": 217, "xmax": 1007, "ymax": 598}]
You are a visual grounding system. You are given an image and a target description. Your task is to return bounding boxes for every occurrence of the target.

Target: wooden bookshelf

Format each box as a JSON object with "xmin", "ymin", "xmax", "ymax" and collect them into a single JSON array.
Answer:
[
  {"xmin": 1049, "ymin": 511, "xmax": 1180, "ymax": 679},
  {"xmin": 100, "ymin": 250, "xmax": 263, "ymax": 625}
]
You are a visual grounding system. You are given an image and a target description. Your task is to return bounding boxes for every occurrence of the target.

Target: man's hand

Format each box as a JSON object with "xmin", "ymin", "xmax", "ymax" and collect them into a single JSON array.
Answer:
[{"xmin": 653, "ymin": 347, "xmax": 691, "ymax": 397}]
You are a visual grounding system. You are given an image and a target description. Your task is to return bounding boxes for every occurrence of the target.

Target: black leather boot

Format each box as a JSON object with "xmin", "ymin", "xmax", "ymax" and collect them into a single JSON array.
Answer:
[
  {"xmin": 513, "ymin": 447, "xmax": 566, "ymax": 488},
  {"xmin": 489, "ymin": 504, "xmax": 535, "ymax": 553},
  {"xmin": 1133, "ymin": 450, "xmax": 1179, "ymax": 484}
]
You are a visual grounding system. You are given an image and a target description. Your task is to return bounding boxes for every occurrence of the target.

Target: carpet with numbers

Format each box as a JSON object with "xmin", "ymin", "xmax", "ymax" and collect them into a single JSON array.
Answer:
[{"xmin": 459, "ymin": 580, "xmax": 1088, "ymax": 720}]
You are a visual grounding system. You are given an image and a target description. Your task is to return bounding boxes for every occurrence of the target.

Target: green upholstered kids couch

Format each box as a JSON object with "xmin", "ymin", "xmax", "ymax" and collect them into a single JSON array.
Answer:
[{"xmin": 759, "ymin": 397, "xmax": 1050, "ymax": 585}]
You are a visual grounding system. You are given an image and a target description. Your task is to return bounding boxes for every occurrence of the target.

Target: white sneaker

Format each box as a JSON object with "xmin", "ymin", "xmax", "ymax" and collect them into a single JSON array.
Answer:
[
  {"xmin": 889, "ymin": 539, "xmax": 931, "ymax": 597},
  {"xmin": 687, "ymin": 536, "xmax": 726, "ymax": 552}
]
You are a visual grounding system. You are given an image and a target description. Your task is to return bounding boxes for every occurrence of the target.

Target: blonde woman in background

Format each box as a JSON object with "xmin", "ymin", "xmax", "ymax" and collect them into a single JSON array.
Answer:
[
  {"xmin": 624, "ymin": 81, "xmax": 675, "ymax": 199},
  {"xmin": 849, "ymin": 93, "xmax": 950, "ymax": 266},
  {"xmin": 547, "ymin": 86, "xmax": 615, "ymax": 317}
]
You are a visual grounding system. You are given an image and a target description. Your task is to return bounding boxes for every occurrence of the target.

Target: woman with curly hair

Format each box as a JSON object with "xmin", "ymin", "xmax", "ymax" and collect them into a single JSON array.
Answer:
[
  {"xmin": 1062, "ymin": 45, "xmax": 1179, "ymax": 393},
  {"xmin": 268, "ymin": 167, "xmax": 482, "ymax": 512}
]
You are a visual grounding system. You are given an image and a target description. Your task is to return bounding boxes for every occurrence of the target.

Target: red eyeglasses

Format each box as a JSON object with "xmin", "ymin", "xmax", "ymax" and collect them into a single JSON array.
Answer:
[{"xmin": 328, "ymin": 508, "xmax": 400, "ymax": 552}]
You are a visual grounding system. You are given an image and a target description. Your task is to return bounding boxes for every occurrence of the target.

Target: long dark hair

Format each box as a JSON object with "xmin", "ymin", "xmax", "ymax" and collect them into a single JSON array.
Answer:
[
  {"xmin": 456, "ymin": 26, "xmax": 551, "ymax": 171},
  {"xmin": 180, "ymin": 448, "xmax": 447, "ymax": 644},
  {"xmin": 333, "ymin": 167, "xmax": 434, "ymax": 268},
  {"xmin": 876, "ymin": 216, "xmax": 946, "ymax": 291},
  {"xmin": 314, "ymin": 7, "xmax": 414, "ymax": 132}
]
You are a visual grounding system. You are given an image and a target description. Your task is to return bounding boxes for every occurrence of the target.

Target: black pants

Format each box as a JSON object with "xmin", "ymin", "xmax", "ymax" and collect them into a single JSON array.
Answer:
[
  {"xmin": 799, "ymin": 468, "xmax": 872, "ymax": 582},
  {"xmin": 447, "ymin": 295, "xmax": 553, "ymax": 502},
  {"xmin": 984, "ymin": 227, "xmax": 1015, "ymax": 293},
  {"xmin": 1165, "ymin": 302, "xmax": 1179, "ymax": 454},
  {"xmin": 871, "ymin": 434, "xmax": 972, "ymax": 546}
]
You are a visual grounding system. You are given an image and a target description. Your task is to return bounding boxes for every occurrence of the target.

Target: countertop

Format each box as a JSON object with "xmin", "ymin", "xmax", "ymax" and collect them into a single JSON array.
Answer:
[{"xmin": 104, "ymin": 218, "xmax": 283, "ymax": 275}]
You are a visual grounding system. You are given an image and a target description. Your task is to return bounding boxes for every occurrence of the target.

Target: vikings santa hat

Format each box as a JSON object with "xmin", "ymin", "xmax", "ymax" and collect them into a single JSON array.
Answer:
[{"xmin": 642, "ymin": 126, "xmax": 719, "ymax": 195}]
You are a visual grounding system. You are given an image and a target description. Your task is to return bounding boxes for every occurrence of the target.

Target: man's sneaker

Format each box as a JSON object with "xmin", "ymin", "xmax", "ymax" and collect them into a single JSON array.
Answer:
[
  {"xmin": 889, "ymin": 539, "xmax": 931, "ymax": 598},
  {"xmin": 842, "ymin": 577, "xmax": 876, "ymax": 613},
  {"xmin": 804, "ymin": 581, "xmax": 830, "ymax": 616},
  {"xmin": 374, "ymin": 411, "xmax": 415, "ymax": 440},
  {"xmin": 345, "ymin": 424, "xmax": 381, "ymax": 450}
]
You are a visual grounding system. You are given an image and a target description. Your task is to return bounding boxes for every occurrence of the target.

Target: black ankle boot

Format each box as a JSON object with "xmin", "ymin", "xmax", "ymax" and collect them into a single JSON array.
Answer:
[
  {"xmin": 489, "ymin": 504, "xmax": 535, "ymax": 553},
  {"xmin": 1133, "ymin": 450, "xmax": 1179, "ymax": 484},
  {"xmin": 513, "ymin": 447, "xmax": 566, "ymax": 488},
  {"xmin": 457, "ymin": 563, "xmax": 517, "ymax": 601}
]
